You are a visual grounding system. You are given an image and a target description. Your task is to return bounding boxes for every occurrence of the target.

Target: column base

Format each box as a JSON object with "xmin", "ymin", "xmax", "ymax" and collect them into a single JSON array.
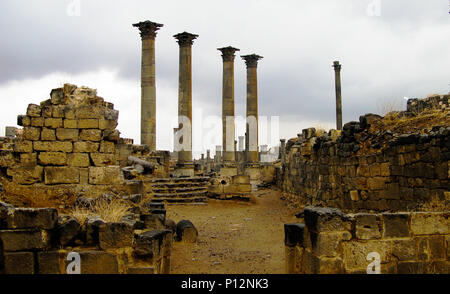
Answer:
[
  {"xmin": 219, "ymin": 162, "xmax": 238, "ymax": 177},
  {"xmin": 173, "ymin": 163, "xmax": 195, "ymax": 178}
]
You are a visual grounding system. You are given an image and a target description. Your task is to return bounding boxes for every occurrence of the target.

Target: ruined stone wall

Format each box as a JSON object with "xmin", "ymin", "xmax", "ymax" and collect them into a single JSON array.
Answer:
[
  {"xmin": 276, "ymin": 116, "xmax": 449, "ymax": 212},
  {"xmin": 407, "ymin": 94, "xmax": 449, "ymax": 114},
  {"xmin": 285, "ymin": 206, "xmax": 449, "ymax": 274},
  {"xmin": 0, "ymin": 201, "xmax": 172, "ymax": 274}
]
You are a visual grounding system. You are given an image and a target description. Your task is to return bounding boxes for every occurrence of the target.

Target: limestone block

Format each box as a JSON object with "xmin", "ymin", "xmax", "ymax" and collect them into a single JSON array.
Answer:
[
  {"xmin": 304, "ymin": 206, "xmax": 352, "ymax": 233},
  {"xmin": 3, "ymin": 252, "xmax": 35, "ymax": 274},
  {"xmin": 382, "ymin": 213, "xmax": 410, "ymax": 238},
  {"xmin": 41, "ymin": 128, "xmax": 56, "ymax": 140},
  {"xmin": 64, "ymin": 107, "xmax": 75, "ymax": 119},
  {"xmin": 42, "ymin": 105, "xmax": 52, "ymax": 117},
  {"xmin": 7, "ymin": 165, "xmax": 43, "ymax": 184},
  {"xmin": 76, "ymin": 251, "xmax": 119, "ymax": 274},
  {"xmin": 311, "ymin": 231, "xmax": 351, "ymax": 258},
  {"xmin": 133, "ymin": 229, "xmax": 171, "ymax": 257},
  {"xmin": 428, "ymin": 235, "xmax": 446, "ymax": 260},
  {"xmin": 74, "ymin": 141, "xmax": 99, "ymax": 153},
  {"xmin": 34, "ymin": 141, "xmax": 73, "ymax": 152},
  {"xmin": 98, "ymin": 222, "xmax": 133, "ymax": 249},
  {"xmin": 342, "ymin": 240, "xmax": 393, "ymax": 272},
  {"xmin": 140, "ymin": 214, "xmax": 165, "ymax": 230},
  {"xmin": 75, "ymin": 105, "xmax": 104, "ymax": 119},
  {"xmin": 6, "ymin": 208, "xmax": 57, "ymax": 229},
  {"xmin": 100, "ymin": 141, "xmax": 115, "ymax": 153},
  {"xmin": 30, "ymin": 117, "xmax": 44, "ymax": 127},
  {"xmin": 44, "ymin": 166, "xmax": 80, "ymax": 184},
  {"xmin": 410, "ymin": 212, "xmax": 450, "ymax": 235},
  {"xmin": 104, "ymin": 109, "xmax": 119, "ymax": 120},
  {"xmin": 78, "ymin": 119, "xmax": 99, "ymax": 129},
  {"xmin": 397, "ymin": 261, "xmax": 449, "ymax": 274},
  {"xmin": 0, "ymin": 150, "xmax": 15, "ymax": 167},
  {"xmin": 22, "ymin": 127, "xmax": 41, "ymax": 141},
  {"xmin": 63, "ymin": 119, "xmax": 77, "ymax": 129},
  {"xmin": 354, "ymin": 213, "xmax": 381, "ymax": 240},
  {"xmin": 392, "ymin": 239, "xmax": 417, "ymax": 261},
  {"xmin": 85, "ymin": 216, "xmax": 105, "ymax": 245},
  {"xmin": 103, "ymin": 130, "xmax": 120, "ymax": 142},
  {"xmin": 38, "ymin": 152, "xmax": 67, "ymax": 166},
  {"xmin": 0, "ymin": 229, "xmax": 51, "ymax": 251},
  {"xmin": 57, "ymin": 215, "xmax": 81, "ymax": 246},
  {"xmin": 88, "ymin": 166, "xmax": 124, "ymax": 185},
  {"xmin": 80, "ymin": 129, "xmax": 102, "ymax": 141},
  {"xmin": 50, "ymin": 88, "xmax": 65, "ymax": 105},
  {"xmin": 37, "ymin": 251, "xmax": 64, "ymax": 274},
  {"xmin": 176, "ymin": 220, "xmax": 198, "ymax": 243},
  {"xmin": 67, "ymin": 153, "xmax": 90, "ymax": 167},
  {"xmin": 17, "ymin": 115, "xmax": 31, "ymax": 127},
  {"xmin": 367, "ymin": 177, "xmax": 387, "ymax": 190},
  {"xmin": 13, "ymin": 139, "xmax": 33, "ymax": 153},
  {"xmin": 52, "ymin": 105, "xmax": 65, "ymax": 118},
  {"xmin": 44, "ymin": 118, "xmax": 63, "ymax": 129},
  {"xmin": 56, "ymin": 128, "xmax": 79, "ymax": 141},
  {"xmin": 99, "ymin": 118, "xmax": 118, "ymax": 130},
  {"xmin": 90, "ymin": 153, "xmax": 116, "ymax": 166},
  {"xmin": 79, "ymin": 168, "xmax": 89, "ymax": 184},
  {"xmin": 27, "ymin": 104, "xmax": 42, "ymax": 117}
]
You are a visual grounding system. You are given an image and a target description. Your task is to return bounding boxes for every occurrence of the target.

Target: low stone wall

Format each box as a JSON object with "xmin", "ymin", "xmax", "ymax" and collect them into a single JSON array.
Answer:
[
  {"xmin": 0, "ymin": 201, "xmax": 173, "ymax": 274},
  {"xmin": 285, "ymin": 206, "xmax": 449, "ymax": 274},
  {"xmin": 276, "ymin": 117, "xmax": 449, "ymax": 212},
  {"xmin": 407, "ymin": 94, "xmax": 449, "ymax": 114}
]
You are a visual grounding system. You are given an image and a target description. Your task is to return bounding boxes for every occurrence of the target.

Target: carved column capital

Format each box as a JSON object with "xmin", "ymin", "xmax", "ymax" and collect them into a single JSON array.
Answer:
[
  {"xmin": 218, "ymin": 46, "xmax": 240, "ymax": 62},
  {"xmin": 333, "ymin": 61, "xmax": 342, "ymax": 71},
  {"xmin": 174, "ymin": 32, "xmax": 199, "ymax": 47},
  {"xmin": 133, "ymin": 20, "xmax": 163, "ymax": 40},
  {"xmin": 241, "ymin": 54, "xmax": 263, "ymax": 68}
]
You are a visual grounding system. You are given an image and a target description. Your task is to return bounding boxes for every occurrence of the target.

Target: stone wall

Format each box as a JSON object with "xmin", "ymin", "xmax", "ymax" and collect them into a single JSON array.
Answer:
[
  {"xmin": 276, "ymin": 115, "xmax": 449, "ymax": 212},
  {"xmin": 407, "ymin": 94, "xmax": 449, "ymax": 114},
  {"xmin": 285, "ymin": 206, "xmax": 449, "ymax": 274},
  {"xmin": 0, "ymin": 200, "xmax": 173, "ymax": 274}
]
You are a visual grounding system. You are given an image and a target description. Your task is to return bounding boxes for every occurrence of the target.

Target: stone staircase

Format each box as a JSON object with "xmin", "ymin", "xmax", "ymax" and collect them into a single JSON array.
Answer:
[{"xmin": 148, "ymin": 177, "xmax": 211, "ymax": 204}]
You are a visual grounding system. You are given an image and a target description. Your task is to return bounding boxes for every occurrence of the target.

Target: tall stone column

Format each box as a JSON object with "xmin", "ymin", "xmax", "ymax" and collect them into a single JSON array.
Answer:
[
  {"xmin": 242, "ymin": 54, "xmax": 263, "ymax": 163},
  {"xmin": 218, "ymin": 46, "xmax": 239, "ymax": 163},
  {"xmin": 333, "ymin": 61, "xmax": 343, "ymax": 131},
  {"xmin": 133, "ymin": 21, "xmax": 163, "ymax": 150},
  {"xmin": 174, "ymin": 32, "xmax": 198, "ymax": 173}
]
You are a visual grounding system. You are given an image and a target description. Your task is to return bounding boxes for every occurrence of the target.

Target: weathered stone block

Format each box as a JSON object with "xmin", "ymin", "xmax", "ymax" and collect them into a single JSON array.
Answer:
[
  {"xmin": 176, "ymin": 220, "xmax": 198, "ymax": 243},
  {"xmin": 382, "ymin": 213, "xmax": 410, "ymax": 238},
  {"xmin": 77, "ymin": 119, "xmax": 99, "ymax": 129},
  {"xmin": 99, "ymin": 118, "xmax": 118, "ymax": 130},
  {"xmin": 38, "ymin": 251, "xmax": 64, "ymax": 274},
  {"xmin": 56, "ymin": 128, "xmax": 79, "ymax": 141},
  {"xmin": 284, "ymin": 223, "xmax": 305, "ymax": 247},
  {"xmin": 75, "ymin": 105, "xmax": 104, "ymax": 119},
  {"xmin": 0, "ymin": 150, "xmax": 15, "ymax": 167},
  {"xmin": 133, "ymin": 229, "xmax": 171, "ymax": 257},
  {"xmin": 38, "ymin": 152, "xmax": 67, "ymax": 166},
  {"xmin": 342, "ymin": 240, "xmax": 393, "ymax": 271},
  {"xmin": 98, "ymin": 222, "xmax": 133, "ymax": 249},
  {"xmin": 410, "ymin": 212, "xmax": 450, "ymax": 235},
  {"xmin": 74, "ymin": 141, "xmax": 99, "ymax": 153},
  {"xmin": 304, "ymin": 206, "xmax": 352, "ymax": 233},
  {"xmin": 50, "ymin": 88, "xmax": 65, "ymax": 105},
  {"xmin": 85, "ymin": 216, "xmax": 105, "ymax": 245},
  {"xmin": 22, "ymin": 127, "xmax": 41, "ymax": 141},
  {"xmin": 73, "ymin": 251, "xmax": 119, "ymax": 274},
  {"xmin": 100, "ymin": 141, "xmax": 115, "ymax": 153},
  {"xmin": 90, "ymin": 153, "xmax": 116, "ymax": 166},
  {"xmin": 57, "ymin": 215, "xmax": 81, "ymax": 246},
  {"xmin": 41, "ymin": 128, "xmax": 56, "ymax": 140},
  {"xmin": 30, "ymin": 117, "xmax": 44, "ymax": 127},
  {"xmin": 367, "ymin": 177, "xmax": 387, "ymax": 190},
  {"xmin": 67, "ymin": 153, "xmax": 90, "ymax": 167},
  {"xmin": 355, "ymin": 213, "xmax": 381, "ymax": 240},
  {"xmin": 27, "ymin": 104, "xmax": 41, "ymax": 117},
  {"xmin": 17, "ymin": 115, "xmax": 31, "ymax": 127},
  {"xmin": 0, "ymin": 229, "xmax": 51, "ymax": 251},
  {"xmin": 80, "ymin": 129, "xmax": 102, "ymax": 141},
  {"xmin": 44, "ymin": 166, "xmax": 80, "ymax": 184},
  {"xmin": 7, "ymin": 165, "xmax": 43, "ymax": 184},
  {"xmin": 44, "ymin": 118, "xmax": 63, "ymax": 129},
  {"xmin": 4, "ymin": 252, "xmax": 34, "ymax": 274},
  {"xmin": 13, "ymin": 139, "xmax": 33, "ymax": 153},
  {"xmin": 6, "ymin": 208, "xmax": 57, "ymax": 230},
  {"xmin": 88, "ymin": 166, "xmax": 124, "ymax": 185},
  {"xmin": 311, "ymin": 231, "xmax": 350, "ymax": 258},
  {"xmin": 63, "ymin": 119, "xmax": 77, "ymax": 129},
  {"xmin": 429, "ymin": 235, "xmax": 446, "ymax": 260},
  {"xmin": 52, "ymin": 105, "xmax": 65, "ymax": 118},
  {"xmin": 103, "ymin": 130, "xmax": 120, "ymax": 142},
  {"xmin": 397, "ymin": 261, "xmax": 449, "ymax": 274},
  {"xmin": 19, "ymin": 153, "xmax": 37, "ymax": 165},
  {"xmin": 392, "ymin": 239, "xmax": 417, "ymax": 261},
  {"xmin": 140, "ymin": 214, "xmax": 165, "ymax": 230},
  {"xmin": 34, "ymin": 141, "xmax": 73, "ymax": 152}
]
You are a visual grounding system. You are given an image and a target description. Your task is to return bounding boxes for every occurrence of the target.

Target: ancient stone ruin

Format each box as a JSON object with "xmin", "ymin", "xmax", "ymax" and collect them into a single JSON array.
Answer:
[{"xmin": 0, "ymin": 19, "xmax": 448, "ymax": 275}]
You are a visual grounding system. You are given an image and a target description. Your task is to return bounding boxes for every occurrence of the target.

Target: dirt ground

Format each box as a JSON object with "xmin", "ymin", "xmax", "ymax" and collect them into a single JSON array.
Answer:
[{"xmin": 166, "ymin": 189, "xmax": 298, "ymax": 274}]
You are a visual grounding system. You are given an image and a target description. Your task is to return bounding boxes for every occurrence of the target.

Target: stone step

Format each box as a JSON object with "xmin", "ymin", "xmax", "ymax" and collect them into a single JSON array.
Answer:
[
  {"xmin": 153, "ymin": 191, "xmax": 208, "ymax": 198},
  {"xmin": 153, "ymin": 197, "xmax": 208, "ymax": 204},
  {"xmin": 147, "ymin": 177, "xmax": 211, "ymax": 183},
  {"xmin": 151, "ymin": 181, "xmax": 209, "ymax": 188},
  {"xmin": 152, "ymin": 187, "xmax": 208, "ymax": 193}
]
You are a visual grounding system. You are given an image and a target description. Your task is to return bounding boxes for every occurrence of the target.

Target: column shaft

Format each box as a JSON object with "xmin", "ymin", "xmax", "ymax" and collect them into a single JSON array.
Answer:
[{"xmin": 333, "ymin": 61, "xmax": 343, "ymax": 131}]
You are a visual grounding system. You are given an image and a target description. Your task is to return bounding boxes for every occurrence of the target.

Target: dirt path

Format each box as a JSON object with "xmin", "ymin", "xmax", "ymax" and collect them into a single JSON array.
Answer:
[{"xmin": 166, "ymin": 189, "xmax": 298, "ymax": 274}]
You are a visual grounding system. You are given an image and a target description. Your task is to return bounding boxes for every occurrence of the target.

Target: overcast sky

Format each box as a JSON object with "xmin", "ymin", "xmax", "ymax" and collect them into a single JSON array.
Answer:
[{"xmin": 0, "ymin": 0, "xmax": 449, "ymax": 158}]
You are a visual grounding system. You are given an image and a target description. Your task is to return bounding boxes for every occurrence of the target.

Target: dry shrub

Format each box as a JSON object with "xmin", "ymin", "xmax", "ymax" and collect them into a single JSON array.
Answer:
[
  {"xmin": 313, "ymin": 124, "xmax": 329, "ymax": 136},
  {"xmin": 377, "ymin": 98, "xmax": 404, "ymax": 116},
  {"xmin": 72, "ymin": 198, "xmax": 130, "ymax": 223}
]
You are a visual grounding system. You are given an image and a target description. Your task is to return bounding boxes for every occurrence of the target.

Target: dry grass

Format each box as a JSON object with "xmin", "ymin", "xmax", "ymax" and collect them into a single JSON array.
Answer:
[
  {"xmin": 313, "ymin": 124, "xmax": 329, "ymax": 136},
  {"xmin": 377, "ymin": 98, "xmax": 405, "ymax": 116},
  {"xmin": 371, "ymin": 108, "xmax": 450, "ymax": 134},
  {"xmin": 72, "ymin": 198, "xmax": 130, "ymax": 223}
]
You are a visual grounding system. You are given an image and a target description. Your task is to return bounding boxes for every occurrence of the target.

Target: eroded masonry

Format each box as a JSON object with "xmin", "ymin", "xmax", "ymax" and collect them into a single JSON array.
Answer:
[{"xmin": 0, "ymin": 19, "xmax": 449, "ymax": 274}]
